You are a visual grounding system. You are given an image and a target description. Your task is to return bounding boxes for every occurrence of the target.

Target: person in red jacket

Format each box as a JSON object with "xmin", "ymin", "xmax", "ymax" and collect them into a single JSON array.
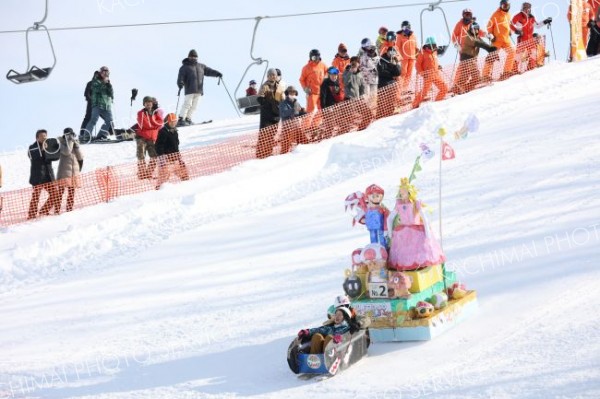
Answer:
[
  {"xmin": 136, "ymin": 96, "xmax": 164, "ymax": 179},
  {"xmin": 512, "ymin": 2, "xmax": 551, "ymax": 72}
]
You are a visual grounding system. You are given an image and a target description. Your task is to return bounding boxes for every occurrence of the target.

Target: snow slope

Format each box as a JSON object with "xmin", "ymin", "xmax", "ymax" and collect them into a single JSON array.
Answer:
[{"xmin": 1, "ymin": 59, "xmax": 600, "ymax": 399}]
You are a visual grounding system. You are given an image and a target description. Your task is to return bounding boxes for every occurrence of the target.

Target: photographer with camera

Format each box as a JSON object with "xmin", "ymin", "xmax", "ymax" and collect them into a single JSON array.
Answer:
[
  {"xmin": 135, "ymin": 96, "xmax": 164, "ymax": 179},
  {"xmin": 57, "ymin": 128, "xmax": 84, "ymax": 213}
]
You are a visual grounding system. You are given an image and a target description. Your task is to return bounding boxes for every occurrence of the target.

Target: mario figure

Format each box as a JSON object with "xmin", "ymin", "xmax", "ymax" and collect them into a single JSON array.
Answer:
[{"xmin": 364, "ymin": 184, "xmax": 389, "ymax": 246}]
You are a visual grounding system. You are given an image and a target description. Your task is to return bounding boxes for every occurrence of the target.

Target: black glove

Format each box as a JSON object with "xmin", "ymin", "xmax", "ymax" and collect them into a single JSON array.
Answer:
[
  {"xmin": 437, "ymin": 45, "xmax": 448, "ymax": 56},
  {"xmin": 152, "ymin": 101, "xmax": 158, "ymax": 111},
  {"xmin": 514, "ymin": 29, "xmax": 522, "ymax": 35},
  {"xmin": 78, "ymin": 159, "xmax": 83, "ymax": 171},
  {"xmin": 216, "ymin": 72, "xmax": 223, "ymax": 78},
  {"xmin": 131, "ymin": 88, "xmax": 138, "ymax": 101},
  {"xmin": 543, "ymin": 17, "xmax": 552, "ymax": 25},
  {"xmin": 177, "ymin": 83, "xmax": 184, "ymax": 89},
  {"xmin": 490, "ymin": 46, "xmax": 498, "ymax": 52},
  {"xmin": 588, "ymin": 20, "xmax": 595, "ymax": 28}
]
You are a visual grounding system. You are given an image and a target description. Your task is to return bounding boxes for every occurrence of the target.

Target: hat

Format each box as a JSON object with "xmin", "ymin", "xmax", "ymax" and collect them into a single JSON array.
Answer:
[
  {"xmin": 365, "ymin": 184, "xmax": 384, "ymax": 196},
  {"xmin": 338, "ymin": 43, "xmax": 347, "ymax": 51},
  {"xmin": 166, "ymin": 113, "xmax": 178, "ymax": 123},
  {"xmin": 188, "ymin": 49, "xmax": 198, "ymax": 58},
  {"xmin": 143, "ymin": 95, "xmax": 154, "ymax": 104},
  {"xmin": 378, "ymin": 26, "xmax": 388, "ymax": 34},
  {"xmin": 63, "ymin": 127, "xmax": 75, "ymax": 135},
  {"xmin": 425, "ymin": 37, "xmax": 437, "ymax": 46},
  {"xmin": 267, "ymin": 68, "xmax": 277, "ymax": 77},
  {"xmin": 361, "ymin": 38, "xmax": 372, "ymax": 48},
  {"xmin": 401, "ymin": 20, "xmax": 411, "ymax": 29},
  {"xmin": 284, "ymin": 85, "xmax": 298, "ymax": 96},
  {"xmin": 327, "ymin": 66, "xmax": 339, "ymax": 75},
  {"xmin": 249, "ymin": 79, "xmax": 257, "ymax": 85},
  {"xmin": 336, "ymin": 306, "xmax": 352, "ymax": 321}
]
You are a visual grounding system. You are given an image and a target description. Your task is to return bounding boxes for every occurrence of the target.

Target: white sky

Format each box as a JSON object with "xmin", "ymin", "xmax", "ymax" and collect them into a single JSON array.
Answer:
[{"xmin": 0, "ymin": 0, "xmax": 570, "ymax": 155}]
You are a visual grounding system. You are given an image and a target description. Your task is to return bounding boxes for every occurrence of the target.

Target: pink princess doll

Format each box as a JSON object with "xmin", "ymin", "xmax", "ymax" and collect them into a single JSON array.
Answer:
[{"xmin": 387, "ymin": 178, "xmax": 445, "ymax": 271}]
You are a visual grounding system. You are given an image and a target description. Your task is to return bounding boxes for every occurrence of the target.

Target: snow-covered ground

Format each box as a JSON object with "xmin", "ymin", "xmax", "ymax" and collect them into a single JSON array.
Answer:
[{"xmin": 1, "ymin": 58, "xmax": 600, "ymax": 399}]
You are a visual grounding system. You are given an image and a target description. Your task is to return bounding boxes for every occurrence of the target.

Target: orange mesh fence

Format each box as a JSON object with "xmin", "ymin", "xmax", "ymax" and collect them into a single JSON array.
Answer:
[{"xmin": 0, "ymin": 37, "xmax": 546, "ymax": 228}]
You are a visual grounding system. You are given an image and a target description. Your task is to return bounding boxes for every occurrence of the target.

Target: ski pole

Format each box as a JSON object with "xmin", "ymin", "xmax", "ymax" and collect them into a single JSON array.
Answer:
[
  {"xmin": 175, "ymin": 88, "xmax": 182, "ymax": 116},
  {"xmin": 219, "ymin": 77, "xmax": 242, "ymax": 118},
  {"xmin": 548, "ymin": 23, "xmax": 557, "ymax": 61},
  {"xmin": 129, "ymin": 88, "xmax": 138, "ymax": 125}
]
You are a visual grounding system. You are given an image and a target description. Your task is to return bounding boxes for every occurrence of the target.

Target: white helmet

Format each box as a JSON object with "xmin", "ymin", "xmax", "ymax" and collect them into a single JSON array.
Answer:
[{"xmin": 334, "ymin": 294, "xmax": 350, "ymax": 308}]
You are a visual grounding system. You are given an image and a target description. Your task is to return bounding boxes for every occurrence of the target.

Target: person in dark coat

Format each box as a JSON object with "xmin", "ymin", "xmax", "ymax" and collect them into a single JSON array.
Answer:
[
  {"xmin": 320, "ymin": 67, "xmax": 344, "ymax": 109},
  {"xmin": 177, "ymin": 49, "xmax": 222, "ymax": 126},
  {"xmin": 27, "ymin": 129, "xmax": 60, "ymax": 219},
  {"xmin": 155, "ymin": 113, "xmax": 189, "ymax": 189},
  {"xmin": 79, "ymin": 70, "xmax": 100, "ymax": 141},
  {"xmin": 278, "ymin": 85, "xmax": 307, "ymax": 154},
  {"xmin": 256, "ymin": 68, "xmax": 285, "ymax": 158},
  {"xmin": 377, "ymin": 47, "xmax": 402, "ymax": 118}
]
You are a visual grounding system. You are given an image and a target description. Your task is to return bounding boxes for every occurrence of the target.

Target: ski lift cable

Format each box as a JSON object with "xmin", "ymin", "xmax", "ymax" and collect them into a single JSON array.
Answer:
[{"xmin": 0, "ymin": 0, "xmax": 469, "ymax": 35}]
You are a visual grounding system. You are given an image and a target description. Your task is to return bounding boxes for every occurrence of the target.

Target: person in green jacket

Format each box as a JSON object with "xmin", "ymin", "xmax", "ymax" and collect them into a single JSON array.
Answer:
[{"xmin": 83, "ymin": 66, "xmax": 114, "ymax": 141}]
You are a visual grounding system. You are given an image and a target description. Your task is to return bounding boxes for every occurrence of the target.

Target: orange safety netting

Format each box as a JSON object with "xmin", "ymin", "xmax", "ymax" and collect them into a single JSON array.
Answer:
[{"xmin": 0, "ymin": 37, "xmax": 547, "ymax": 228}]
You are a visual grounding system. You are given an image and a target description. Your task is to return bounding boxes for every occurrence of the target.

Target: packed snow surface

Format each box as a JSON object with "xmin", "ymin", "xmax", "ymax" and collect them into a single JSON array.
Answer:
[{"xmin": 1, "ymin": 59, "xmax": 600, "ymax": 399}]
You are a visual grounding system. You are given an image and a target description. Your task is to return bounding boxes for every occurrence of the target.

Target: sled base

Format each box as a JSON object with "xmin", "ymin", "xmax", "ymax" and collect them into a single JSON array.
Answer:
[{"xmin": 368, "ymin": 290, "xmax": 478, "ymax": 342}]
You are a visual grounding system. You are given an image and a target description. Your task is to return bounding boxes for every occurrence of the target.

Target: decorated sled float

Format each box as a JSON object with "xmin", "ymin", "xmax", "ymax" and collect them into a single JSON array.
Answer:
[{"xmin": 341, "ymin": 169, "xmax": 478, "ymax": 342}]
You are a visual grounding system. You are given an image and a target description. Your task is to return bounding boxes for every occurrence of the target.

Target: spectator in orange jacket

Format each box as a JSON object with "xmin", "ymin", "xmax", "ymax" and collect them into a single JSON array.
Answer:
[
  {"xmin": 300, "ymin": 49, "xmax": 329, "ymax": 113},
  {"xmin": 331, "ymin": 43, "xmax": 351, "ymax": 99},
  {"xmin": 413, "ymin": 37, "xmax": 448, "ymax": 108},
  {"xmin": 136, "ymin": 96, "xmax": 164, "ymax": 179},
  {"xmin": 568, "ymin": 1, "xmax": 595, "ymax": 48},
  {"xmin": 484, "ymin": 0, "xmax": 518, "ymax": 80},
  {"xmin": 396, "ymin": 21, "xmax": 418, "ymax": 94},
  {"xmin": 379, "ymin": 30, "xmax": 400, "ymax": 55}
]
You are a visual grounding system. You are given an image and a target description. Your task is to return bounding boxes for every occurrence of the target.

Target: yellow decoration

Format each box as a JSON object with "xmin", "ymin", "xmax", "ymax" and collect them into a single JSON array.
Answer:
[
  {"xmin": 404, "ymin": 265, "xmax": 444, "ymax": 293},
  {"xmin": 437, "ymin": 127, "xmax": 447, "ymax": 137},
  {"xmin": 345, "ymin": 269, "xmax": 352, "ymax": 277}
]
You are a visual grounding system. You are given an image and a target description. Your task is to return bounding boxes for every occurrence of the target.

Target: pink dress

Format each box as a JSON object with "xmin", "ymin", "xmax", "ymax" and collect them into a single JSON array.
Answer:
[{"xmin": 387, "ymin": 199, "xmax": 445, "ymax": 271}]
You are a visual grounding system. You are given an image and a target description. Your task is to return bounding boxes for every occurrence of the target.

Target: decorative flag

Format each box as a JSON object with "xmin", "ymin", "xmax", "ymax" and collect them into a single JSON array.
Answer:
[
  {"xmin": 409, "ymin": 156, "xmax": 422, "ymax": 182},
  {"xmin": 441, "ymin": 141, "xmax": 455, "ymax": 160},
  {"xmin": 419, "ymin": 143, "xmax": 435, "ymax": 161}
]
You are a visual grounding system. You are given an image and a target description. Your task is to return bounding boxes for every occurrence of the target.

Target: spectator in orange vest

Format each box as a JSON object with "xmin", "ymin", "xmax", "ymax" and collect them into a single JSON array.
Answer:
[
  {"xmin": 396, "ymin": 21, "xmax": 418, "ymax": 94},
  {"xmin": 331, "ymin": 43, "xmax": 351, "ymax": 99},
  {"xmin": 299, "ymin": 49, "xmax": 328, "ymax": 113},
  {"xmin": 413, "ymin": 37, "xmax": 448, "ymax": 108},
  {"xmin": 484, "ymin": 0, "xmax": 520, "ymax": 81}
]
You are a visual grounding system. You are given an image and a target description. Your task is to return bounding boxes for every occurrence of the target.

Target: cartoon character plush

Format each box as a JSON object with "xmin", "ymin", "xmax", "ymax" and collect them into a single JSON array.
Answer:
[
  {"xmin": 447, "ymin": 282, "xmax": 467, "ymax": 299},
  {"xmin": 345, "ymin": 185, "xmax": 390, "ymax": 247},
  {"xmin": 428, "ymin": 292, "xmax": 448, "ymax": 309},
  {"xmin": 415, "ymin": 301, "xmax": 434, "ymax": 318},
  {"xmin": 360, "ymin": 243, "xmax": 388, "ymax": 272},
  {"xmin": 387, "ymin": 271, "xmax": 412, "ymax": 298}
]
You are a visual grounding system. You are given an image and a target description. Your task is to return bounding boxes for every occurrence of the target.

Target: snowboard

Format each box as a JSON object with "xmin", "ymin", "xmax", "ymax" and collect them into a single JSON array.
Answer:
[
  {"xmin": 179, "ymin": 120, "xmax": 213, "ymax": 127},
  {"xmin": 287, "ymin": 329, "xmax": 369, "ymax": 376}
]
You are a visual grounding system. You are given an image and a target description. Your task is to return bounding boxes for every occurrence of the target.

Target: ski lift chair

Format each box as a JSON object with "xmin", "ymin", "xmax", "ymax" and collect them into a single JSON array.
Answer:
[
  {"xmin": 419, "ymin": 0, "xmax": 452, "ymax": 50},
  {"xmin": 6, "ymin": 0, "xmax": 57, "ymax": 84},
  {"xmin": 235, "ymin": 17, "xmax": 270, "ymax": 116}
]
